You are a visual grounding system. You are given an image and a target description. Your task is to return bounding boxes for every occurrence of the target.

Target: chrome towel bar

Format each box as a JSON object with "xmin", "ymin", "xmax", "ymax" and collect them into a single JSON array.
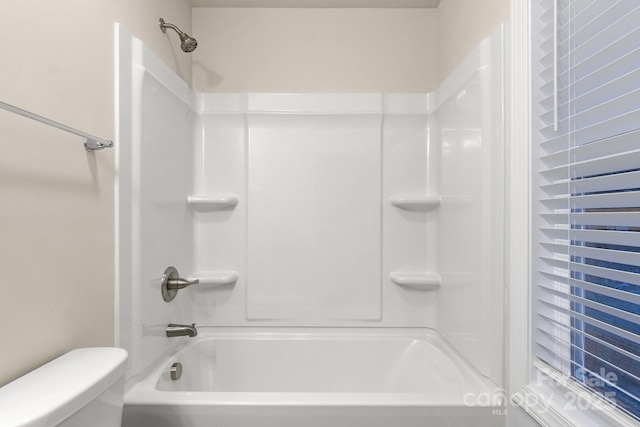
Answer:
[{"xmin": 0, "ymin": 100, "xmax": 113, "ymax": 151}]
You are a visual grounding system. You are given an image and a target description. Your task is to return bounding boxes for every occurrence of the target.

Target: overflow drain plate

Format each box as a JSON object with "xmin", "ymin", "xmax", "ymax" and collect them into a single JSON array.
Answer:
[{"xmin": 170, "ymin": 362, "xmax": 182, "ymax": 381}]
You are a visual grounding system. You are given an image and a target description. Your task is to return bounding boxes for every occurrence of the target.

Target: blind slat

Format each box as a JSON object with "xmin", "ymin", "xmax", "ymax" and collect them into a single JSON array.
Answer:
[
  {"xmin": 571, "ymin": 170, "xmax": 640, "ymax": 195},
  {"xmin": 539, "ymin": 282, "xmax": 640, "ymax": 326},
  {"xmin": 537, "ymin": 310, "xmax": 640, "ymax": 365},
  {"xmin": 570, "ymin": 229, "xmax": 640, "ymax": 247},
  {"xmin": 540, "ymin": 147, "xmax": 640, "ymax": 181},
  {"xmin": 539, "ymin": 296, "xmax": 640, "ymax": 344},
  {"xmin": 571, "ymin": 191, "xmax": 640, "ymax": 209},
  {"xmin": 540, "ymin": 170, "xmax": 640, "ymax": 196},
  {"xmin": 569, "ymin": 246, "xmax": 640, "ymax": 265},
  {"xmin": 570, "ymin": 262, "xmax": 640, "ymax": 287},
  {"xmin": 570, "ymin": 4, "xmax": 640, "ymax": 65},
  {"xmin": 539, "ymin": 227, "xmax": 571, "ymax": 241},
  {"xmin": 570, "ymin": 277, "xmax": 640, "ymax": 306},
  {"xmin": 540, "ymin": 108, "xmax": 640, "ymax": 152},
  {"xmin": 535, "ymin": 334, "xmax": 640, "ymax": 389},
  {"xmin": 540, "ymin": 191, "xmax": 640, "ymax": 210},
  {"xmin": 571, "ymin": 212, "xmax": 640, "ymax": 228},
  {"xmin": 541, "ymin": 242, "xmax": 640, "ymax": 265},
  {"xmin": 541, "ymin": 212, "xmax": 640, "ymax": 228},
  {"xmin": 540, "ymin": 25, "xmax": 640, "ymax": 98},
  {"xmin": 541, "ymin": 85, "xmax": 640, "ymax": 137},
  {"xmin": 534, "ymin": 340, "xmax": 640, "ymax": 406},
  {"xmin": 541, "ymin": 47, "xmax": 640, "ymax": 117},
  {"xmin": 541, "ymin": 67, "xmax": 640, "ymax": 125}
]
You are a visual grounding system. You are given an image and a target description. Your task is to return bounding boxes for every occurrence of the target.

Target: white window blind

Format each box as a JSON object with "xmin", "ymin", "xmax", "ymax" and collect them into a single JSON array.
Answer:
[{"xmin": 532, "ymin": 0, "xmax": 640, "ymax": 421}]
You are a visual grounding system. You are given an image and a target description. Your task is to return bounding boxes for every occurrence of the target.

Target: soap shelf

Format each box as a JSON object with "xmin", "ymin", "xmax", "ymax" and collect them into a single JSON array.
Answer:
[
  {"xmin": 188, "ymin": 271, "xmax": 238, "ymax": 287},
  {"xmin": 187, "ymin": 195, "xmax": 238, "ymax": 210},
  {"xmin": 389, "ymin": 272, "xmax": 441, "ymax": 291},
  {"xmin": 389, "ymin": 195, "xmax": 440, "ymax": 211}
]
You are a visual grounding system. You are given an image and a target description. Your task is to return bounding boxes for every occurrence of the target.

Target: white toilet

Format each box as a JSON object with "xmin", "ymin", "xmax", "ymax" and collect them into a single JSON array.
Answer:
[{"xmin": 0, "ymin": 347, "xmax": 128, "ymax": 427}]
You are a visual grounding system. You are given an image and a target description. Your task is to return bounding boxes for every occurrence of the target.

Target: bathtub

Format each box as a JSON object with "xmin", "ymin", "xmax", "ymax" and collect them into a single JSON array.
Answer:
[{"xmin": 123, "ymin": 328, "xmax": 504, "ymax": 427}]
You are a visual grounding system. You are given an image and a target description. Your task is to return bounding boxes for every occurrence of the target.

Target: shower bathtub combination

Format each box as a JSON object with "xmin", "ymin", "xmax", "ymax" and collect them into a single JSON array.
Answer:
[
  {"xmin": 117, "ymin": 20, "xmax": 506, "ymax": 427},
  {"xmin": 123, "ymin": 329, "xmax": 503, "ymax": 427}
]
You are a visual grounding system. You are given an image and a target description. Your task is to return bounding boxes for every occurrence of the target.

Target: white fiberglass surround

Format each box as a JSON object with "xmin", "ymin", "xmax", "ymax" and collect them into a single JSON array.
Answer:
[
  {"xmin": 193, "ymin": 92, "xmax": 437, "ymax": 327},
  {"xmin": 116, "ymin": 21, "xmax": 505, "ymax": 396}
]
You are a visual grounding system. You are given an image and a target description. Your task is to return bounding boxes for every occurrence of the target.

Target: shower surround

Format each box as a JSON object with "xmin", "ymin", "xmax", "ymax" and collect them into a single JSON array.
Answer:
[{"xmin": 117, "ymin": 22, "xmax": 505, "ymax": 426}]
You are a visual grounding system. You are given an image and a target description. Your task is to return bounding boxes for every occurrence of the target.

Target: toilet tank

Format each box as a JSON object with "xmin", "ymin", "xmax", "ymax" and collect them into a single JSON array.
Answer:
[{"xmin": 0, "ymin": 347, "xmax": 128, "ymax": 427}]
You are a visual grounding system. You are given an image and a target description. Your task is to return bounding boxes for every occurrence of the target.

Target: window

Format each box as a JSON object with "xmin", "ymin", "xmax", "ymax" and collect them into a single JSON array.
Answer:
[{"xmin": 532, "ymin": 0, "xmax": 640, "ymax": 422}]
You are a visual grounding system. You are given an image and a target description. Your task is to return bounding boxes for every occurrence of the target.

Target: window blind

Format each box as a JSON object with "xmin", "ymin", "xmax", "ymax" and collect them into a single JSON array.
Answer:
[{"xmin": 532, "ymin": 0, "xmax": 640, "ymax": 420}]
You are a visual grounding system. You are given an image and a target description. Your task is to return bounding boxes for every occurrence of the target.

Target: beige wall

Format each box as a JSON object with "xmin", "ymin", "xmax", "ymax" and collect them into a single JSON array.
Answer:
[
  {"xmin": 191, "ymin": 3, "xmax": 510, "ymax": 93},
  {"xmin": 437, "ymin": 0, "xmax": 509, "ymax": 83},
  {"xmin": 192, "ymin": 8, "xmax": 439, "ymax": 93},
  {"xmin": 0, "ymin": 0, "xmax": 190, "ymax": 387}
]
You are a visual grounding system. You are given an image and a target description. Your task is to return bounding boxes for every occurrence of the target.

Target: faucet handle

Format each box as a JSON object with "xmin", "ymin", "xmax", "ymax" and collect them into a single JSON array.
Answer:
[
  {"xmin": 167, "ymin": 277, "xmax": 199, "ymax": 290},
  {"xmin": 161, "ymin": 266, "xmax": 198, "ymax": 302}
]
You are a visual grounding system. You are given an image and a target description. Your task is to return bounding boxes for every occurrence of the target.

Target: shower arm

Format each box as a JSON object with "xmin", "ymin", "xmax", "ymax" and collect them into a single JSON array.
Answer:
[{"xmin": 159, "ymin": 20, "xmax": 185, "ymax": 37}]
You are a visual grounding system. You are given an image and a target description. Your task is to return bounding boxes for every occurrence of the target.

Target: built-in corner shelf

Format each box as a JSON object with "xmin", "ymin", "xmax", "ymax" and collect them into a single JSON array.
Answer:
[
  {"xmin": 187, "ymin": 195, "xmax": 239, "ymax": 210},
  {"xmin": 188, "ymin": 271, "xmax": 238, "ymax": 287},
  {"xmin": 389, "ymin": 272, "xmax": 441, "ymax": 291},
  {"xmin": 389, "ymin": 195, "xmax": 441, "ymax": 211}
]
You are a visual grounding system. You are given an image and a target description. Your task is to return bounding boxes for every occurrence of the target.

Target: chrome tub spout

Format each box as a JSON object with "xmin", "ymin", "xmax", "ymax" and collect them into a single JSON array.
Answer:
[{"xmin": 166, "ymin": 323, "xmax": 197, "ymax": 338}]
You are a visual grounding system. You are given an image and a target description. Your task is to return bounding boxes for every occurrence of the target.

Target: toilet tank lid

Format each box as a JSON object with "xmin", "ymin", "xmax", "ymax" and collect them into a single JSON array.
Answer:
[{"xmin": 0, "ymin": 347, "xmax": 128, "ymax": 427}]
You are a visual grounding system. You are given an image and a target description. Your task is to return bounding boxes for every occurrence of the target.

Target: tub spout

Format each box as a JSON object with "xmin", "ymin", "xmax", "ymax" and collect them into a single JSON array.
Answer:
[{"xmin": 166, "ymin": 323, "xmax": 197, "ymax": 338}]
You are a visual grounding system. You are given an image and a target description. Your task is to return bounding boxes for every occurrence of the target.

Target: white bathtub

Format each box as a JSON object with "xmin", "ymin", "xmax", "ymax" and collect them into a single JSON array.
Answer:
[{"xmin": 123, "ymin": 328, "xmax": 504, "ymax": 427}]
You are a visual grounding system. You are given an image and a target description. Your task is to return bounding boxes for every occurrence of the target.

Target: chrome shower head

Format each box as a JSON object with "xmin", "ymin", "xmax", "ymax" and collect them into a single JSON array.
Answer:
[{"xmin": 159, "ymin": 18, "xmax": 198, "ymax": 53}]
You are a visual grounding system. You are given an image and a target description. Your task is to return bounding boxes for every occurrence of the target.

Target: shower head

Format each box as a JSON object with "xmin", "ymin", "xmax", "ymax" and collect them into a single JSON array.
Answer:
[
  {"xmin": 179, "ymin": 34, "xmax": 198, "ymax": 53},
  {"xmin": 159, "ymin": 18, "xmax": 198, "ymax": 53}
]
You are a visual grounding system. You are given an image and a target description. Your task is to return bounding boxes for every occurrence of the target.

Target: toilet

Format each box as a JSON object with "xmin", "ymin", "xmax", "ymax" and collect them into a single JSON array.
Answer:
[{"xmin": 0, "ymin": 347, "xmax": 128, "ymax": 427}]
